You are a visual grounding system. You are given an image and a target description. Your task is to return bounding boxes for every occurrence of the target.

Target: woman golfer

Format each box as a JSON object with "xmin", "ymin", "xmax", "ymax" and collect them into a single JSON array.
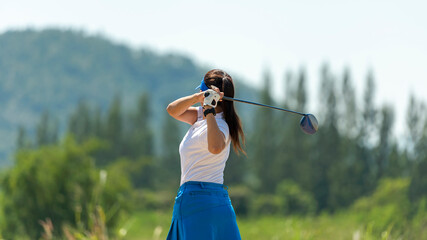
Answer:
[{"xmin": 166, "ymin": 69, "xmax": 245, "ymax": 240}]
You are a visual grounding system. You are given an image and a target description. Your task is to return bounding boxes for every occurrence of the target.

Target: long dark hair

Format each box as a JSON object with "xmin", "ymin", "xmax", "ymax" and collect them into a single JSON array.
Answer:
[{"xmin": 204, "ymin": 69, "xmax": 246, "ymax": 155}]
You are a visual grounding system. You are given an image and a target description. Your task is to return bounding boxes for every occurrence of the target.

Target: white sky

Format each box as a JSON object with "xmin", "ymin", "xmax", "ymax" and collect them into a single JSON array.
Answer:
[{"xmin": 1, "ymin": 0, "xmax": 427, "ymax": 137}]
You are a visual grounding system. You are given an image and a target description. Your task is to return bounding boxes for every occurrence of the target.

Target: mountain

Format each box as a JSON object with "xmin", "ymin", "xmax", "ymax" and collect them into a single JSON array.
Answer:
[{"xmin": 0, "ymin": 29, "xmax": 256, "ymax": 165}]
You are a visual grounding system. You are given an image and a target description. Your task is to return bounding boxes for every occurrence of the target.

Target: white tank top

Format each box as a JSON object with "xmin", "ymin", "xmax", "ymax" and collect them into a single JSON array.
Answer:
[{"xmin": 179, "ymin": 107, "xmax": 231, "ymax": 185}]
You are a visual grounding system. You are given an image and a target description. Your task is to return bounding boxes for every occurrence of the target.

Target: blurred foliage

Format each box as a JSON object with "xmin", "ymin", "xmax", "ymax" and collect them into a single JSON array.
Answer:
[
  {"xmin": 276, "ymin": 180, "xmax": 317, "ymax": 215},
  {"xmin": 1, "ymin": 28, "xmax": 427, "ymax": 238},
  {"xmin": 132, "ymin": 189, "xmax": 174, "ymax": 211},
  {"xmin": 251, "ymin": 194, "xmax": 282, "ymax": 216},
  {"xmin": 351, "ymin": 178, "xmax": 411, "ymax": 237},
  {"xmin": 0, "ymin": 137, "xmax": 132, "ymax": 239},
  {"xmin": 229, "ymin": 181, "xmax": 316, "ymax": 217},
  {"xmin": 0, "ymin": 29, "xmax": 205, "ymax": 164},
  {"xmin": 228, "ymin": 185, "xmax": 252, "ymax": 217},
  {"xmin": 0, "ymin": 29, "xmax": 257, "ymax": 164}
]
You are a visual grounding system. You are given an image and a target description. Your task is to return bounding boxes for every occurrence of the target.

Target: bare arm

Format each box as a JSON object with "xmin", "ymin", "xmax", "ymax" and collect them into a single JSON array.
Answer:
[
  {"xmin": 205, "ymin": 107, "xmax": 227, "ymax": 154},
  {"xmin": 166, "ymin": 92, "xmax": 204, "ymax": 125},
  {"xmin": 167, "ymin": 87, "xmax": 226, "ymax": 154}
]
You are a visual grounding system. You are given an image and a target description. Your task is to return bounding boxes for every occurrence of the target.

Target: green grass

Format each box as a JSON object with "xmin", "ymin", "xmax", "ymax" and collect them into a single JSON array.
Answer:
[
  {"xmin": 120, "ymin": 210, "xmax": 172, "ymax": 240},
  {"xmin": 121, "ymin": 210, "xmax": 386, "ymax": 240},
  {"xmin": 238, "ymin": 213, "xmax": 358, "ymax": 240}
]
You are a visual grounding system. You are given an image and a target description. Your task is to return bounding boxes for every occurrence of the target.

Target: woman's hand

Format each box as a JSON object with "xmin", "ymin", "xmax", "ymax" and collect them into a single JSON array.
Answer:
[
  {"xmin": 194, "ymin": 91, "xmax": 205, "ymax": 103},
  {"xmin": 210, "ymin": 86, "xmax": 224, "ymax": 101}
]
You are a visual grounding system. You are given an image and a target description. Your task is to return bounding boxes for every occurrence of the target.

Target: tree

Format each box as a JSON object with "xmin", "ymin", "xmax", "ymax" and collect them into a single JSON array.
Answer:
[
  {"xmin": 68, "ymin": 100, "xmax": 93, "ymax": 142},
  {"xmin": 385, "ymin": 143, "xmax": 407, "ymax": 178},
  {"xmin": 406, "ymin": 94, "xmax": 426, "ymax": 160},
  {"xmin": 100, "ymin": 95, "xmax": 123, "ymax": 165},
  {"xmin": 291, "ymin": 68, "xmax": 311, "ymax": 188},
  {"xmin": 295, "ymin": 67, "xmax": 307, "ymax": 111},
  {"xmin": 16, "ymin": 125, "xmax": 31, "ymax": 150},
  {"xmin": 375, "ymin": 105, "xmax": 395, "ymax": 180},
  {"xmin": 409, "ymin": 156, "xmax": 427, "ymax": 204},
  {"xmin": 360, "ymin": 69, "xmax": 377, "ymax": 145},
  {"xmin": 408, "ymin": 97, "xmax": 427, "ymax": 203},
  {"xmin": 340, "ymin": 67, "xmax": 358, "ymax": 137},
  {"xmin": 36, "ymin": 110, "xmax": 59, "ymax": 147},
  {"xmin": 352, "ymin": 70, "xmax": 378, "ymax": 196},
  {"xmin": 124, "ymin": 93, "xmax": 154, "ymax": 159},
  {"xmin": 1, "ymin": 137, "xmax": 131, "ymax": 239},
  {"xmin": 334, "ymin": 67, "xmax": 364, "ymax": 207},
  {"xmin": 250, "ymin": 70, "xmax": 278, "ymax": 192},
  {"xmin": 276, "ymin": 68, "xmax": 312, "ymax": 190},
  {"xmin": 312, "ymin": 64, "xmax": 342, "ymax": 210},
  {"xmin": 283, "ymin": 70, "xmax": 295, "ymax": 107},
  {"xmin": 158, "ymin": 114, "xmax": 182, "ymax": 189}
]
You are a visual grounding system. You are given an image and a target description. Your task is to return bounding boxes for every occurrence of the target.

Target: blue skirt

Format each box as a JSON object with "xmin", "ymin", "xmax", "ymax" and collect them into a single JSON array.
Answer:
[{"xmin": 166, "ymin": 181, "xmax": 241, "ymax": 240}]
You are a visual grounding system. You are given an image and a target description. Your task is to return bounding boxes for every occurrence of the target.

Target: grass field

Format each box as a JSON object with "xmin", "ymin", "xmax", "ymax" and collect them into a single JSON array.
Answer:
[
  {"xmin": 121, "ymin": 210, "xmax": 388, "ymax": 240},
  {"xmin": 119, "ymin": 179, "xmax": 427, "ymax": 240}
]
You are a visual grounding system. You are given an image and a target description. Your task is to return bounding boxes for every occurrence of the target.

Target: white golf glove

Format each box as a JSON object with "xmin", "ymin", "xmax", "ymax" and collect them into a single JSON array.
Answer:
[{"xmin": 203, "ymin": 89, "xmax": 220, "ymax": 108}]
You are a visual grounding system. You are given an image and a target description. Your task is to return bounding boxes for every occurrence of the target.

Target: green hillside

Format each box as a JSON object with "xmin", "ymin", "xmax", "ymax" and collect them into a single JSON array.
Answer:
[{"xmin": 0, "ymin": 29, "xmax": 255, "ymax": 165}]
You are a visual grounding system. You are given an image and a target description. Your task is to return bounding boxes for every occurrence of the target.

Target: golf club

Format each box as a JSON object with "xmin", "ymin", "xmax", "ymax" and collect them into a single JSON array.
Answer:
[{"xmin": 222, "ymin": 96, "xmax": 318, "ymax": 135}]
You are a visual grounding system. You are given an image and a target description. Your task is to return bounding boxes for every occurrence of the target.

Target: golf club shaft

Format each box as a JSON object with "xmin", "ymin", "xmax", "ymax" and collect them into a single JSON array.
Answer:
[{"xmin": 222, "ymin": 96, "xmax": 306, "ymax": 116}]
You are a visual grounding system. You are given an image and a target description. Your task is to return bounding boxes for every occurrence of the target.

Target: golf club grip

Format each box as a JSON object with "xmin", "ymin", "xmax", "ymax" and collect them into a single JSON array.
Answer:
[{"xmin": 222, "ymin": 96, "xmax": 306, "ymax": 116}]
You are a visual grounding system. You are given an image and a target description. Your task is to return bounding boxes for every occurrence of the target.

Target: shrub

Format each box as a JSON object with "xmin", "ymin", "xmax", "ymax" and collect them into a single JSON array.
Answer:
[
  {"xmin": 132, "ymin": 189, "xmax": 174, "ymax": 211},
  {"xmin": 251, "ymin": 194, "xmax": 282, "ymax": 216},
  {"xmin": 351, "ymin": 178, "xmax": 411, "ymax": 237},
  {"xmin": 276, "ymin": 180, "xmax": 317, "ymax": 215},
  {"xmin": 0, "ymin": 137, "xmax": 132, "ymax": 239},
  {"xmin": 228, "ymin": 185, "xmax": 252, "ymax": 217},
  {"xmin": 410, "ymin": 197, "xmax": 427, "ymax": 239}
]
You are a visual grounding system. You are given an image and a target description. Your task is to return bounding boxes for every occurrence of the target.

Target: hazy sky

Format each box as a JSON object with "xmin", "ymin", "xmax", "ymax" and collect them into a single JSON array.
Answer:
[{"xmin": 1, "ymin": 0, "xmax": 426, "ymax": 136}]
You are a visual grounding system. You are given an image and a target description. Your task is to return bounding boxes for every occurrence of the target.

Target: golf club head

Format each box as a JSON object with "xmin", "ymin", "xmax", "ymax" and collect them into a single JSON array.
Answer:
[{"xmin": 300, "ymin": 114, "xmax": 318, "ymax": 135}]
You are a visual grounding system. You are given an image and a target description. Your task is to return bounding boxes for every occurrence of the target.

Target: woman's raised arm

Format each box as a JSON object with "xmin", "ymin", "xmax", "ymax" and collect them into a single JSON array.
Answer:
[{"xmin": 166, "ymin": 92, "xmax": 204, "ymax": 125}]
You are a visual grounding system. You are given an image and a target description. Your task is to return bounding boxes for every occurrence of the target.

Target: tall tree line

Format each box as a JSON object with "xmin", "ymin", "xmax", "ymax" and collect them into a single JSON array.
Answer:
[
  {"xmin": 16, "ymin": 93, "xmax": 182, "ymax": 190},
  {"xmin": 229, "ymin": 64, "xmax": 427, "ymax": 213},
  {"xmin": 16, "ymin": 65, "xmax": 427, "ymax": 213}
]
